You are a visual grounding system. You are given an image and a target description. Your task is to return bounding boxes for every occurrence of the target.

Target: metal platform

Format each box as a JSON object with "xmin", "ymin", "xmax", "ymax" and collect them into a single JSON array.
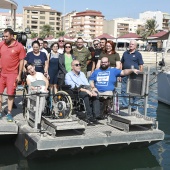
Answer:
[{"xmin": 0, "ymin": 92, "xmax": 165, "ymax": 158}]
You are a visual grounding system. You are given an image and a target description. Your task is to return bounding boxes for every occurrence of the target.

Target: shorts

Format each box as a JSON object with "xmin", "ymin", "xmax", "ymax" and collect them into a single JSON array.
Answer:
[{"xmin": 0, "ymin": 73, "xmax": 18, "ymax": 95}]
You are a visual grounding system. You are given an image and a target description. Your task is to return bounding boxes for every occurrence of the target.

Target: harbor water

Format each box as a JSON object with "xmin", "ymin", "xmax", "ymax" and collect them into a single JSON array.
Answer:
[{"xmin": 0, "ymin": 65, "xmax": 170, "ymax": 170}]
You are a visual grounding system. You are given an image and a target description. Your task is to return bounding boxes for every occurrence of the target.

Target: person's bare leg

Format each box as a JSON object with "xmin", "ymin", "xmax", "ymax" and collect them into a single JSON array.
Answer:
[{"xmin": 7, "ymin": 96, "xmax": 14, "ymax": 114}]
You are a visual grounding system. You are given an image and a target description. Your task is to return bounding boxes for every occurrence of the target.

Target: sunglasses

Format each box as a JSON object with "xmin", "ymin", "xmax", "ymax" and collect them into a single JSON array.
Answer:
[
  {"xmin": 74, "ymin": 63, "xmax": 81, "ymax": 67},
  {"xmin": 94, "ymin": 43, "xmax": 99, "ymax": 46},
  {"xmin": 59, "ymin": 40, "xmax": 64, "ymax": 42},
  {"xmin": 65, "ymin": 46, "xmax": 71, "ymax": 48}
]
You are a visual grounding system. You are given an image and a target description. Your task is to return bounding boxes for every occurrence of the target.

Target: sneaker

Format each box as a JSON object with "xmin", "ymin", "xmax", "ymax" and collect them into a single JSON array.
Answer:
[{"xmin": 6, "ymin": 114, "xmax": 13, "ymax": 122}]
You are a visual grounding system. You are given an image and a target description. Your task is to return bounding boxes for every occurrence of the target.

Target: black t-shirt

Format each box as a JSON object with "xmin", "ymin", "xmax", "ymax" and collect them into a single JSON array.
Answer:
[
  {"xmin": 44, "ymin": 47, "xmax": 51, "ymax": 53},
  {"xmin": 92, "ymin": 49, "xmax": 102, "ymax": 66}
]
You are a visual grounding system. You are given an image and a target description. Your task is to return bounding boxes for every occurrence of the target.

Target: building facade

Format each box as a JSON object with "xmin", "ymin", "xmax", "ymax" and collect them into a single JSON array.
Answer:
[
  {"xmin": 61, "ymin": 11, "xmax": 77, "ymax": 36},
  {"xmin": 71, "ymin": 10, "xmax": 104, "ymax": 40},
  {"xmin": 104, "ymin": 18, "xmax": 144, "ymax": 38},
  {"xmin": 23, "ymin": 5, "xmax": 62, "ymax": 37},
  {"xmin": 139, "ymin": 11, "xmax": 170, "ymax": 31},
  {"xmin": 0, "ymin": 12, "xmax": 23, "ymax": 32}
]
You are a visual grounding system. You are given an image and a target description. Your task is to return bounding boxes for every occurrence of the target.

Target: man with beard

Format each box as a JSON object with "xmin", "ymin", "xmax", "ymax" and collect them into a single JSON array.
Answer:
[
  {"xmin": 89, "ymin": 57, "xmax": 139, "ymax": 95},
  {"xmin": 0, "ymin": 28, "xmax": 26, "ymax": 122},
  {"xmin": 89, "ymin": 57, "xmax": 140, "ymax": 116},
  {"xmin": 73, "ymin": 37, "xmax": 91, "ymax": 76}
]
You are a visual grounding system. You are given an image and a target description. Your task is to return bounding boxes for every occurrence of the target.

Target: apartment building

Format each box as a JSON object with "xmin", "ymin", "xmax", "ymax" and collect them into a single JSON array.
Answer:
[
  {"xmin": 71, "ymin": 10, "xmax": 104, "ymax": 39},
  {"xmin": 139, "ymin": 11, "xmax": 170, "ymax": 31},
  {"xmin": 0, "ymin": 12, "xmax": 23, "ymax": 32},
  {"xmin": 23, "ymin": 5, "xmax": 62, "ymax": 36},
  {"xmin": 61, "ymin": 11, "xmax": 77, "ymax": 35},
  {"xmin": 104, "ymin": 17, "xmax": 144, "ymax": 38}
]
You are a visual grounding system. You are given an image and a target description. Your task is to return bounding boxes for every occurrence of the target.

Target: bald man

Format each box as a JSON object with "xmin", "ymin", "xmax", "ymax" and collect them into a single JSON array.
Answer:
[
  {"xmin": 65, "ymin": 60, "xmax": 100, "ymax": 124},
  {"xmin": 120, "ymin": 40, "xmax": 144, "ymax": 112}
]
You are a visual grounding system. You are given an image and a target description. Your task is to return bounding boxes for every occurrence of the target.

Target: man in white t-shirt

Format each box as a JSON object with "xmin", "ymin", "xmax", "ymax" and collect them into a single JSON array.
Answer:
[{"xmin": 58, "ymin": 36, "xmax": 65, "ymax": 54}]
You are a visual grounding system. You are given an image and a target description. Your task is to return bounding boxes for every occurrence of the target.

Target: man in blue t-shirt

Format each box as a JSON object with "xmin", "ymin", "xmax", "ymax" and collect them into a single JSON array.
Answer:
[
  {"xmin": 120, "ymin": 40, "xmax": 144, "ymax": 111},
  {"xmin": 89, "ymin": 57, "xmax": 139, "ymax": 95},
  {"xmin": 89, "ymin": 57, "xmax": 139, "ymax": 116}
]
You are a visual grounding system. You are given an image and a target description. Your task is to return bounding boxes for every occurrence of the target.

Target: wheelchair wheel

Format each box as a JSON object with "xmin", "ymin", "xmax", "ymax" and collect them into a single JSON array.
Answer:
[{"xmin": 53, "ymin": 91, "xmax": 73, "ymax": 119}]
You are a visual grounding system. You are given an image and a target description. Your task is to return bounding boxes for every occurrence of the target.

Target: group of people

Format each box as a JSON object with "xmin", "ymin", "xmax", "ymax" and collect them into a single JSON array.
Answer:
[{"xmin": 0, "ymin": 28, "xmax": 144, "ymax": 123}]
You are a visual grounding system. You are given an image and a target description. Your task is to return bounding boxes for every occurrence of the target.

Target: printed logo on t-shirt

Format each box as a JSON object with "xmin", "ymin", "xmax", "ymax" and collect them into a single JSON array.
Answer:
[
  {"xmin": 96, "ymin": 71, "xmax": 110, "ymax": 86},
  {"xmin": 34, "ymin": 59, "xmax": 43, "ymax": 67},
  {"xmin": 133, "ymin": 55, "xmax": 135, "ymax": 57}
]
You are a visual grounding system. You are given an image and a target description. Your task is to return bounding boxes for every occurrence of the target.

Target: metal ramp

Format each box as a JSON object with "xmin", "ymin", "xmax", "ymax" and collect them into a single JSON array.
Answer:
[
  {"xmin": 41, "ymin": 116, "xmax": 85, "ymax": 136},
  {"xmin": 108, "ymin": 112, "xmax": 156, "ymax": 132}
]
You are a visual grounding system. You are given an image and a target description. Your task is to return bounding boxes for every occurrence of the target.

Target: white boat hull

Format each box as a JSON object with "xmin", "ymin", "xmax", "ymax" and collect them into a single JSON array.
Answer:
[{"xmin": 157, "ymin": 71, "xmax": 170, "ymax": 105}]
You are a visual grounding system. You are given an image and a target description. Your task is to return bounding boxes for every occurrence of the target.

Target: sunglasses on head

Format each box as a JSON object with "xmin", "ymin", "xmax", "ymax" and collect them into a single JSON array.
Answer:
[
  {"xmin": 59, "ymin": 40, "xmax": 64, "ymax": 42},
  {"xmin": 65, "ymin": 46, "xmax": 71, "ymax": 48},
  {"xmin": 74, "ymin": 63, "xmax": 81, "ymax": 67}
]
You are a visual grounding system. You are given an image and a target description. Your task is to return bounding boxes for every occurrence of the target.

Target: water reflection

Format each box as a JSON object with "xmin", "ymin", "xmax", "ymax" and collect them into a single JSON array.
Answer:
[
  {"xmin": 149, "ymin": 102, "xmax": 170, "ymax": 170},
  {"xmin": 0, "ymin": 147, "xmax": 161, "ymax": 170}
]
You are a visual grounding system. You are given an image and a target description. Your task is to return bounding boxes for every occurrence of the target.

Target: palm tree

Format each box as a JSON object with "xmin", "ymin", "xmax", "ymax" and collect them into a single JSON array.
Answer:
[
  {"xmin": 142, "ymin": 19, "xmax": 158, "ymax": 40},
  {"xmin": 39, "ymin": 24, "xmax": 54, "ymax": 39}
]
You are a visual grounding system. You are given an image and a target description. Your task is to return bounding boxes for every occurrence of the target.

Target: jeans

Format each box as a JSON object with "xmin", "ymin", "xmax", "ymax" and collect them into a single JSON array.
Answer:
[
  {"xmin": 79, "ymin": 91, "xmax": 100, "ymax": 119},
  {"xmin": 121, "ymin": 76, "xmax": 137, "ymax": 109}
]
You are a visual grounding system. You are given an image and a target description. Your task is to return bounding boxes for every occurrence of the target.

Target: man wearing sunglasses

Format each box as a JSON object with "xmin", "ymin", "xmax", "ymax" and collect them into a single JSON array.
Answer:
[
  {"xmin": 58, "ymin": 36, "xmax": 65, "ymax": 54},
  {"xmin": 65, "ymin": 60, "xmax": 100, "ymax": 124},
  {"xmin": 73, "ymin": 37, "xmax": 92, "ymax": 76},
  {"xmin": 91, "ymin": 39, "xmax": 102, "ymax": 72}
]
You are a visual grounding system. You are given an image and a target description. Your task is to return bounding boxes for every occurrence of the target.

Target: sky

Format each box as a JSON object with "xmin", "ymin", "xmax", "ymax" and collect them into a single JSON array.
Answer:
[{"xmin": 1, "ymin": 0, "xmax": 170, "ymax": 20}]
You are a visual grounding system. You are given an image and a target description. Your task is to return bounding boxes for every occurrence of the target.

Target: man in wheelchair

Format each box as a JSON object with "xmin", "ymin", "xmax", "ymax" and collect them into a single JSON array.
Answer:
[
  {"xmin": 25, "ymin": 63, "xmax": 49, "ymax": 93},
  {"xmin": 89, "ymin": 57, "xmax": 140, "ymax": 115},
  {"xmin": 65, "ymin": 60, "xmax": 100, "ymax": 123}
]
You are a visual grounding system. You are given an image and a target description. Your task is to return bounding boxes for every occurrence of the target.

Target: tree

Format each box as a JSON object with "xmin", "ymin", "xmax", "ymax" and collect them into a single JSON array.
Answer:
[
  {"xmin": 141, "ymin": 19, "xmax": 158, "ymax": 40},
  {"xmin": 56, "ymin": 31, "xmax": 65, "ymax": 38},
  {"xmin": 31, "ymin": 32, "xmax": 38, "ymax": 39},
  {"xmin": 39, "ymin": 24, "xmax": 54, "ymax": 39}
]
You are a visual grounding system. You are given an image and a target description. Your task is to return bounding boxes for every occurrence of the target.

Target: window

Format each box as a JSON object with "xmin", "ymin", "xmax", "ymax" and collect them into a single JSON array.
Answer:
[
  {"xmin": 40, "ymin": 11, "xmax": 45, "ymax": 14},
  {"xmin": 49, "ymin": 17, "xmax": 55, "ymax": 20},
  {"xmin": 57, "ymin": 12, "xmax": 61, "ymax": 16},
  {"xmin": 27, "ymin": 10, "xmax": 30, "ymax": 13},
  {"xmin": 49, "ymin": 22, "xmax": 55, "ymax": 25},
  {"xmin": 50, "ymin": 12, "xmax": 55, "ymax": 15},
  {"xmin": 27, "ymin": 21, "xmax": 29, "ymax": 24},
  {"xmin": 27, "ymin": 15, "xmax": 30, "ymax": 18},
  {"xmin": 31, "ymin": 21, "xmax": 38, "ymax": 24},
  {"xmin": 40, "ymin": 21, "xmax": 45, "ymax": 25},
  {"xmin": 40, "ymin": 16, "xmax": 45, "ymax": 19},
  {"xmin": 31, "ymin": 11, "xmax": 38, "ymax": 14},
  {"xmin": 56, "ymin": 17, "xmax": 60, "ymax": 21},
  {"xmin": 31, "ymin": 25, "xmax": 38, "ymax": 29}
]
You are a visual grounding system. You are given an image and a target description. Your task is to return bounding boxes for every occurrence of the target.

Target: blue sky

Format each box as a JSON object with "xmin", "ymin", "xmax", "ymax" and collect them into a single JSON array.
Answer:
[{"xmin": 1, "ymin": 0, "xmax": 170, "ymax": 19}]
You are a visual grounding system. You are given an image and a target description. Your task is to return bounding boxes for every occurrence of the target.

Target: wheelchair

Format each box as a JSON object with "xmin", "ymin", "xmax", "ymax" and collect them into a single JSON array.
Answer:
[{"xmin": 23, "ymin": 82, "xmax": 86, "ymax": 121}]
